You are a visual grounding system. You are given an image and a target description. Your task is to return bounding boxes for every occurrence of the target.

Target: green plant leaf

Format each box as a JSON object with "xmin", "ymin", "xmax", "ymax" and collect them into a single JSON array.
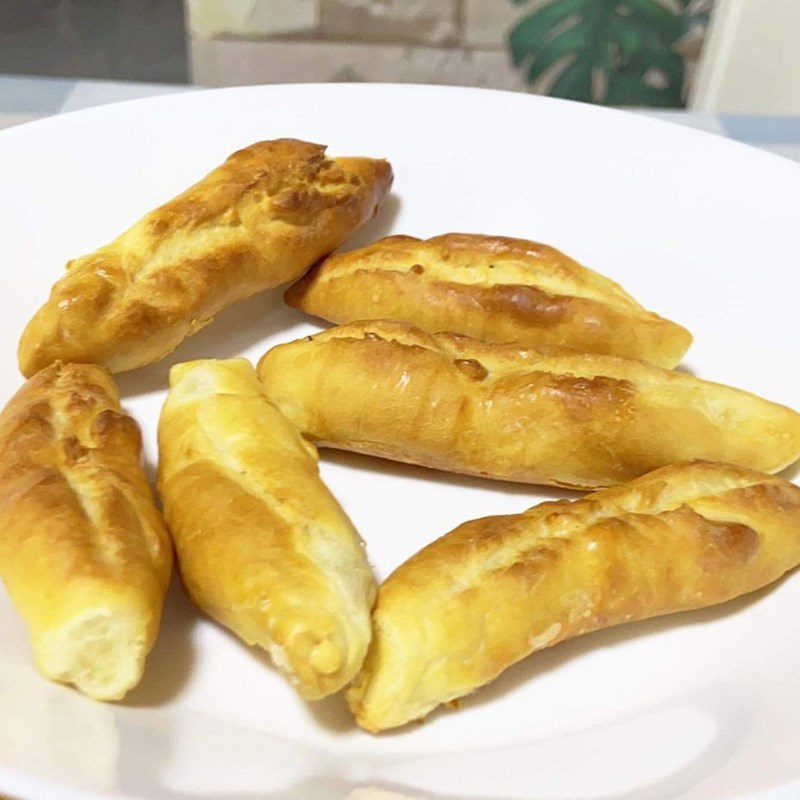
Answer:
[
  {"xmin": 624, "ymin": 0, "xmax": 684, "ymax": 39},
  {"xmin": 508, "ymin": 0, "xmax": 587, "ymax": 66},
  {"xmin": 548, "ymin": 53, "xmax": 594, "ymax": 101},
  {"xmin": 507, "ymin": 0, "xmax": 697, "ymax": 108},
  {"xmin": 525, "ymin": 23, "xmax": 588, "ymax": 84},
  {"xmin": 609, "ymin": 48, "xmax": 685, "ymax": 106},
  {"xmin": 607, "ymin": 15, "xmax": 642, "ymax": 56}
]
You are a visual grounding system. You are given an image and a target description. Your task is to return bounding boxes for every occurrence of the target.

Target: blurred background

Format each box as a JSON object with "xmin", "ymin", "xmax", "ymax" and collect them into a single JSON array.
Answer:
[{"xmin": 0, "ymin": 0, "xmax": 798, "ymax": 113}]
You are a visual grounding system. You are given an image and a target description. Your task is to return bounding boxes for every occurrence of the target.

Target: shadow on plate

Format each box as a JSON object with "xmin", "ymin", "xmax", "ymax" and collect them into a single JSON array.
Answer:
[
  {"xmin": 211, "ymin": 623, "xmax": 359, "ymax": 734},
  {"xmin": 307, "ymin": 690, "xmax": 358, "ymax": 734},
  {"xmin": 123, "ymin": 576, "xmax": 199, "ymax": 708},
  {"xmin": 338, "ymin": 193, "xmax": 402, "ymax": 252},
  {"xmin": 672, "ymin": 361, "xmax": 697, "ymax": 377},
  {"xmin": 348, "ymin": 671, "xmax": 753, "ymax": 800},
  {"xmin": 115, "ymin": 291, "xmax": 306, "ymax": 399},
  {"xmin": 320, "ymin": 448, "xmax": 582, "ymax": 503},
  {"xmin": 780, "ymin": 460, "xmax": 800, "ymax": 482}
]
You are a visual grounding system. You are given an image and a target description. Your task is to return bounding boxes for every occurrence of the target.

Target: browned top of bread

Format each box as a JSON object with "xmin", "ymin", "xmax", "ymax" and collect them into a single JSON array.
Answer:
[
  {"xmin": 285, "ymin": 233, "xmax": 692, "ymax": 367},
  {"xmin": 140, "ymin": 139, "xmax": 389, "ymax": 234},
  {"xmin": 0, "ymin": 362, "xmax": 171, "ymax": 588},
  {"xmin": 294, "ymin": 233, "xmax": 642, "ymax": 310},
  {"xmin": 18, "ymin": 139, "xmax": 393, "ymax": 376}
]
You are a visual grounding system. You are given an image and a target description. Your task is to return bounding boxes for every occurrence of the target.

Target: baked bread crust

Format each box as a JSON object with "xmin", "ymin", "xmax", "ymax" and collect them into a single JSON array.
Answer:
[
  {"xmin": 19, "ymin": 139, "xmax": 392, "ymax": 376},
  {"xmin": 256, "ymin": 320, "xmax": 800, "ymax": 489},
  {"xmin": 157, "ymin": 358, "xmax": 376, "ymax": 700},
  {"xmin": 0, "ymin": 362, "xmax": 172, "ymax": 700},
  {"xmin": 347, "ymin": 461, "xmax": 800, "ymax": 731},
  {"xmin": 285, "ymin": 234, "xmax": 691, "ymax": 368}
]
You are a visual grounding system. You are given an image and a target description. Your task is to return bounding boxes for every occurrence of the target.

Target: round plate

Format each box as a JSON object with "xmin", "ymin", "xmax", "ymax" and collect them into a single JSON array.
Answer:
[{"xmin": 1, "ymin": 84, "xmax": 799, "ymax": 800}]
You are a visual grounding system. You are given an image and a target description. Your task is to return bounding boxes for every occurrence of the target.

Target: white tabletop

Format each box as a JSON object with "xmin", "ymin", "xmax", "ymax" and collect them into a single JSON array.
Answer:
[{"xmin": 1, "ymin": 74, "xmax": 800, "ymax": 166}]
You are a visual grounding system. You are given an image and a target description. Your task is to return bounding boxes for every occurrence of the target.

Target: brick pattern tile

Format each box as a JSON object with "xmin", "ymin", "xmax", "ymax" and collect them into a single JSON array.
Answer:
[
  {"xmin": 191, "ymin": 37, "xmax": 525, "ymax": 90},
  {"xmin": 462, "ymin": 0, "xmax": 543, "ymax": 49},
  {"xmin": 187, "ymin": 0, "xmax": 318, "ymax": 39},
  {"xmin": 319, "ymin": 0, "xmax": 458, "ymax": 46}
]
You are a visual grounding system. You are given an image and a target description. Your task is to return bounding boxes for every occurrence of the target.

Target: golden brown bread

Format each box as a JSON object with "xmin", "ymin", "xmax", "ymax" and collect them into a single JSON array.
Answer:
[
  {"xmin": 256, "ymin": 320, "xmax": 800, "ymax": 489},
  {"xmin": 157, "ymin": 358, "xmax": 376, "ymax": 699},
  {"xmin": 0, "ymin": 363, "xmax": 172, "ymax": 700},
  {"xmin": 285, "ymin": 233, "xmax": 692, "ymax": 368},
  {"xmin": 19, "ymin": 139, "xmax": 392, "ymax": 377},
  {"xmin": 347, "ymin": 461, "xmax": 800, "ymax": 731}
]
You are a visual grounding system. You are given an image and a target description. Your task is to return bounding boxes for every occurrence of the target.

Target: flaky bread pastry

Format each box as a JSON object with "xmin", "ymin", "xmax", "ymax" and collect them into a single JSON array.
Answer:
[
  {"xmin": 347, "ymin": 461, "xmax": 800, "ymax": 731},
  {"xmin": 19, "ymin": 139, "xmax": 392, "ymax": 377},
  {"xmin": 0, "ymin": 363, "xmax": 172, "ymax": 700},
  {"xmin": 256, "ymin": 321, "xmax": 800, "ymax": 489},
  {"xmin": 285, "ymin": 234, "xmax": 692, "ymax": 368},
  {"xmin": 157, "ymin": 358, "xmax": 376, "ymax": 699}
]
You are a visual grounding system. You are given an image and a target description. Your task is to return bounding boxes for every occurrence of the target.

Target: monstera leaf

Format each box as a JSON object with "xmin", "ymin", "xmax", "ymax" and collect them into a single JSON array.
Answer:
[{"xmin": 508, "ymin": 0, "xmax": 706, "ymax": 107}]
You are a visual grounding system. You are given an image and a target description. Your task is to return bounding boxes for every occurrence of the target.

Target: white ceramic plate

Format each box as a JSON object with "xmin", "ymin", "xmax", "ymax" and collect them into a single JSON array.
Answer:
[{"xmin": 1, "ymin": 84, "xmax": 799, "ymax": 800}]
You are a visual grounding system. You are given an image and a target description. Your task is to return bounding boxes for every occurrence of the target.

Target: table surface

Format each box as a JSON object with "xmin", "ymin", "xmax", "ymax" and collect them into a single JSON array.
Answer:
[{"xmin": 1, "ymin": 74, "xmax": 800, "ymax": 165}]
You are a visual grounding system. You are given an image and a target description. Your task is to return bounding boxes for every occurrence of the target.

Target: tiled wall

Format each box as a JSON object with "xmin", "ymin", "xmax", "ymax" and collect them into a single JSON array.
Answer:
[
  {"xmin": 188, "ymin": 0, "xmax": 546, "ymax": 92},
  {"xmin": 186, "ymin": 0, "xmax": 714, "ymax": 106}
]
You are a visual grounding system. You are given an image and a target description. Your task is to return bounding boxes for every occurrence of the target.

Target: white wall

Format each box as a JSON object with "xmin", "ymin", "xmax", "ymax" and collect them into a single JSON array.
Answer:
[{"xmin": 692, "ymin": 0, "xmax": 800, "ymax": 114}]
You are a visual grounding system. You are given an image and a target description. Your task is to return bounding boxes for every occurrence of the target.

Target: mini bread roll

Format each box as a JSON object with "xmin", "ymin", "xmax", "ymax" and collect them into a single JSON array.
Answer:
[
  {"xmin": 157, "ymin": 358, "xmax": 376, "ymax": 699},
  {"xmin": 347, "ymin": 461, "xmax": 800, "ymax": 731},
  {"xmin": 256, "ymin": 321, "xmax": 800, "ymax": 489},
  {"xmin": 0, "ymin": 363, "xmax": 172, "ymax": 701},
  {"xmin": 285, "ymin": 234, "xmax": 692, "ymax": 368},
  {"xmin": 19, "ymin": 139, "xmax": 392, "ymax": 376}
]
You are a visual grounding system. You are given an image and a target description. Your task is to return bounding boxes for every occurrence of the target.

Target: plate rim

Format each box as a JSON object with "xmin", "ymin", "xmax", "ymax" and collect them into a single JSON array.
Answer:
[{"xmin": 2, "ymin": 81, "xmax": 800, "ymax": 178}]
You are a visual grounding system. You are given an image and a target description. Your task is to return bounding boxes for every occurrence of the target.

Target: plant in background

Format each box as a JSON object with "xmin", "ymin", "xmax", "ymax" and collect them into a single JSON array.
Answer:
[{"xmin": 507, "ymin": 0, "xmax": 712, "ymax": 107}]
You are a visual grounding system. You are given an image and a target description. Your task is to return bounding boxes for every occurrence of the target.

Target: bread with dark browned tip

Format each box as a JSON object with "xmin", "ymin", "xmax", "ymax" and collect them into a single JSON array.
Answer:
[{"xmin": 285, "ymin": 233, "xmax": 691, "ymax": 368}]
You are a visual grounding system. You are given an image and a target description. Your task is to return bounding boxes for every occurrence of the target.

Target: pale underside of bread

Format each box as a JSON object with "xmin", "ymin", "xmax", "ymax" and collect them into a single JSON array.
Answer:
[
  {"xmin": 18, "ymin": 139, "xmax": 392, "ymax": 376},
  {"xmin": 0, "ymin": 362, "xmax": 172, "ymax": 700},
  {"xmin": 157, "ymin": 358, "xmax": 375, "ymax": 699},
  {"xmin": 347, "ymin": 461, "xmax": 800, "ymax": 731},
  {"xmin": 256, "ymin": 321, "xmax": 800, "ymax": 489},
  {"xmin": 285, "ymin": 233, "xmax": 692, "ymax": 368}
]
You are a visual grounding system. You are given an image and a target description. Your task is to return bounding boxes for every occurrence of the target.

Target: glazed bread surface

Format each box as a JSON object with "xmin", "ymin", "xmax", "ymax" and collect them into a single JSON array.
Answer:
[
  {"xmin": 19, "ymin": 138, "xmax": 392, "ymax": 376},
  {"xmin": 0, "ymin": 363, "xmax": 172, "ymax": 700},
  {"xmin": 157, "ymin": 358, "xmax": 376, "ymax": 699},
  {"xmin": 348, "ymin": 461, "xmax": 800, "ymax": 731},
  {"xmin": 256, "ymin": 321, "xmax": 800, "ymax": 489},
  {"xmin": 285, "ymin": 234, "xmax": 692, "ymax": 368}
]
